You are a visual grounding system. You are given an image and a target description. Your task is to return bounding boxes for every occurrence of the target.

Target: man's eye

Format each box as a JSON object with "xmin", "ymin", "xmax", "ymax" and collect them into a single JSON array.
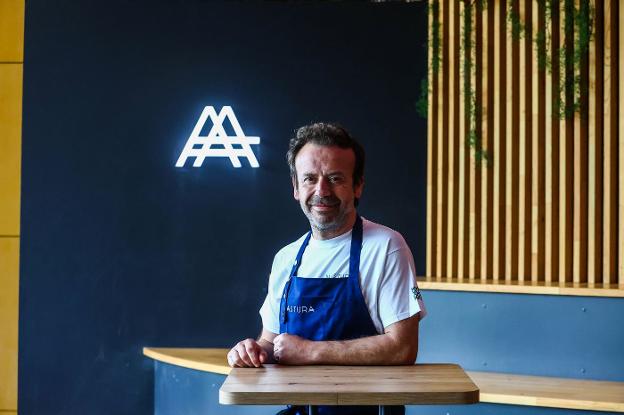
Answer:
[{"xmin": 329, "ymin": 176, "xmax": 342, "ymax": 183}]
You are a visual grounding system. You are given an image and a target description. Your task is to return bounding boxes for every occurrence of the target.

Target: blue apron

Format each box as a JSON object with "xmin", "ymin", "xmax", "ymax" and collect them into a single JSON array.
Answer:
[{"xmin": 278, "ymin": 216, "xmax": 404, "ymax": 415}]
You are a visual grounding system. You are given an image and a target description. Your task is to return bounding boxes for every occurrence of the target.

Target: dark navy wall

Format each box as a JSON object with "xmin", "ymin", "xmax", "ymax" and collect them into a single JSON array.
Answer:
[{"xmin": 20, "ymin": 1, "xmax": 427, "ymax": 414}]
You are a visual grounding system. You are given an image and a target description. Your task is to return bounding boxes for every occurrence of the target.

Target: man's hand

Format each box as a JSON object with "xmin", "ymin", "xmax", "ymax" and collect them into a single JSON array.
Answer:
[
  {"xmin": 273, "ymin": 333, "xmax": 313, "ymax": 365},
  {"xmin": 228, "ymin": 338, "xmax": 268, "ymax": 367}
]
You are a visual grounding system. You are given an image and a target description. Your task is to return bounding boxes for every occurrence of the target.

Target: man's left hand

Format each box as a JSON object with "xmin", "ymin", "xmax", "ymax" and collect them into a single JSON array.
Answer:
[{"xmin": 273, "ymin": 333, "xmax": 313, "ymax": 365}]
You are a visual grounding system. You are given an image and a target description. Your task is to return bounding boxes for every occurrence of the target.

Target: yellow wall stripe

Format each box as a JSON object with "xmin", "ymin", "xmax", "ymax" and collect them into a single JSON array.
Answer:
[{"xmin": 0, "ymin": 0, "xmax": 24, "ymax": 411}]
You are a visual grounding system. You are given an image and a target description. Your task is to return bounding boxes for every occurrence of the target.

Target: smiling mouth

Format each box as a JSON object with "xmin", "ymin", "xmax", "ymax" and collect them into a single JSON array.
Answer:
[{"xmin": 312, "ymin": 205, "xmax": 337, "ymax": 210}]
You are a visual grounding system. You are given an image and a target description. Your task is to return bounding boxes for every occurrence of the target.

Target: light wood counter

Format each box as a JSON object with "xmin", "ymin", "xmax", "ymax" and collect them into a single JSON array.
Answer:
[
  {"xmin": 418, "ymin": 277, "xmax": 624, "ymax": 298},
  {"xmin": 470, "ymin": 371, "xmax": 624, "ymax": 413},
  {"xmin": 144, "ymin": 347, "xmax": 624, "ymax": 412},
  {"xmin": 143, "ymin": 347, "xmax": 231, "ymax": 375}
]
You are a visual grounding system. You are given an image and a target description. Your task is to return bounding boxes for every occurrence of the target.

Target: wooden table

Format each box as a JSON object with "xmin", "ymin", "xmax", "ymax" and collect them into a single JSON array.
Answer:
[{"xmin": 220, "ymin": 363, "xmax": 479, "ymax": 414}]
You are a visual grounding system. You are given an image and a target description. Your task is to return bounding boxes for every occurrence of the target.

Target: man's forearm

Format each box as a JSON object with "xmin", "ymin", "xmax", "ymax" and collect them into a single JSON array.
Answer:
[{"xmin": 308, "ymin": 333, "xmax": 417, "ymax": 365}]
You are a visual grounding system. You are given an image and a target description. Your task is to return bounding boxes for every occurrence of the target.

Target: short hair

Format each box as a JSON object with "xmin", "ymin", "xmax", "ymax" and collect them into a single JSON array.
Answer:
[{"xmin": 286, "ymin": 122, "xmax": 365, "ymax": 186}]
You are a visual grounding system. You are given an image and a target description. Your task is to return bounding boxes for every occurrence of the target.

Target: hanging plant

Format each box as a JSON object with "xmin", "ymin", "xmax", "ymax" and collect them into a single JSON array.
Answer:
[
  {"xmin": 416, "ymin": 0, "xmax": 441, "ymax": 118},
  {"xmin": 462, "ymin": 0, "xmax": 488, "ymax": 164},
  {"xmin": 507, "ymin": 0, "xmax": 525, "ymax": 41},
  {"xmin": 533, "ymin": 0, "xmax": 594, "ymax": 119}
]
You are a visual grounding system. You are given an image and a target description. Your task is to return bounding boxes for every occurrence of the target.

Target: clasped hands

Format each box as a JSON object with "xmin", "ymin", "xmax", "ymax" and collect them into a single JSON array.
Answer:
[{"xmin": 227, "ymin": 333, "xmax": 310, "ymax": 367}]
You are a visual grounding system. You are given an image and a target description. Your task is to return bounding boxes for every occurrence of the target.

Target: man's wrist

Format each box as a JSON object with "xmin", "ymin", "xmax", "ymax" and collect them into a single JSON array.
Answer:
[{"xmin": 305, "ymin": 339, "xmax": 327, "ymax": 364}]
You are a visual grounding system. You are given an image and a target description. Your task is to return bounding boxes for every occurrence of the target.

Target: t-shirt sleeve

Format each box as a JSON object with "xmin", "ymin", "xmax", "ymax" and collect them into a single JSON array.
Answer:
[
  {"xmin": 378, "ymin": 246, "xmax": 427, "ymax": 330},
  {"xmin": 258, "ymin": 253, "xmax": 284, "ymax": 334}
]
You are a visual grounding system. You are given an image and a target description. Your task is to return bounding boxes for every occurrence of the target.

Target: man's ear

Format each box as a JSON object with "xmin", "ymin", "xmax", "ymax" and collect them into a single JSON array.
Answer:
[
  {"xmin": 292, "ymin": 177, "xmax": 300, "ymax": 201},
  {"xmin": 354, "ymin": 178, "xmax": 364, "ymax": 199}
]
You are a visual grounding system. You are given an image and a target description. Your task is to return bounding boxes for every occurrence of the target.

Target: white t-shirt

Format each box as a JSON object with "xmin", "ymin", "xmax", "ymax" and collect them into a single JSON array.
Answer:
[{"xmin": 259, "ymin": 217, "xmax": 426, "ymax": 335}]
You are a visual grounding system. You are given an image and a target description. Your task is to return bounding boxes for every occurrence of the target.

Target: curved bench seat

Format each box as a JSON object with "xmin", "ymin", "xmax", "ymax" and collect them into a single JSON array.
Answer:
[{"xmin": 144, "ymin": 347, "xmax": 624, "ymax": 413}]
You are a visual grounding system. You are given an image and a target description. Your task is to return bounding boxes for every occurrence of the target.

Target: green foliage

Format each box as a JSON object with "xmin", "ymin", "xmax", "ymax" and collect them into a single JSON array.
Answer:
[
  {"xmin": 415, "ymin": 77, "xmax": 429, "ymax": 118},
  {"xmin": 416, "ymin": 0, "xmax": 441, "ymax": 119},
  {"xmin": 462, "ymin": 0, "xmax": 489, "ymax": 164},
  {"xmin": 534, "ymin": 0, "xmax": 594, "ymax": 119},
  {"xmin": 507, "ymin": 0, "xmax": 525, "ymax": 40},
  {"xmin": 430, "ymin": 0, "xmax": 441, "ymax": 74}
]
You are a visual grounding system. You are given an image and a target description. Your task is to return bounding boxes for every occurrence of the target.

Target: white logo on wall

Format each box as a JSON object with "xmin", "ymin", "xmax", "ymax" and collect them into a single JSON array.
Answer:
[{"xmin": 176, "ymin": 106, "xmax": 260, "ymax": 168}]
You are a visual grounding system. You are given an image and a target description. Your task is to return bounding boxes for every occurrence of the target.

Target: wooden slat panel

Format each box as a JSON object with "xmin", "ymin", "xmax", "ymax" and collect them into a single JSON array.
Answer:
[
  {"xmin": 426, "ymin": 0, "xmax": 436, "ymax": 278},
  {"xmin": 446, "ymin": 0, "xmax": 458, "ymax": 279},
  {"xmin": 0, "ymin": 238, "xmax": 19, "ymax": 410},
  {"xmin": 619, "ymin": 0, "xmax": 624, "ymax": 284},
  {"xmin": 492, "ymin": 0, "xmax": 505, "ymax": 281},
  {"xmin": 481, "ymin": 0, "xmax": 494, "ymax": 281},
  {"xmin": 435, "ymin": 0, "xmax": 447, "ymax": 281},
  {"xmin": 427, "ymin": 0, "xmax": 622, "ymax": 293},
  {"xmin": 457, "ymin": 0, "xmax": 467, "ymax": 281},
  {"xmin": 558, "ymin": 0, "xmax": 573, "ymax": 284},
  {"xmin": 602, "ymin": 0, "xmax": 617, "ymax": 284},
  {"xmin": 531, "ymin": 0, "xmax": 546, "ymax": 283},
  {"xmin": 587, "ymin": 0, "xmax": 603, "ymax": 284},
  {"xmin": 517, "ymin": 0, "xmax": 531, "ymax": 281}
]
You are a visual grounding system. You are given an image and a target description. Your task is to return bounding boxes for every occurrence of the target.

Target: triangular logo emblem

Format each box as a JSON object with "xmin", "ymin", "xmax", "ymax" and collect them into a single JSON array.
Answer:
[{"xmin": 175, "ymin": 106, "xmax": 260, "ymax": 168}]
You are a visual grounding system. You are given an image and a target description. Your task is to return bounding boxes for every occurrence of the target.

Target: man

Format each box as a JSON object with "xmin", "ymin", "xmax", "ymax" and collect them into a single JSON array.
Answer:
[{"xmin": 228, "ymin": 123, "xmax": 425, "ymax": 415}]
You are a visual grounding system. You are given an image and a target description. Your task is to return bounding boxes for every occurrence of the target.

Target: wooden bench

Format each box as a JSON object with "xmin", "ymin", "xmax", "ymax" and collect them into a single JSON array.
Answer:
[{"xmin": 144, "ymin": 348, "xmax": 624, "ymax": 413}]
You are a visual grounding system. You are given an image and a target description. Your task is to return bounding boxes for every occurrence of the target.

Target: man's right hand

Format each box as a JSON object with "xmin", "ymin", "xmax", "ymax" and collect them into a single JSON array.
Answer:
[{"xmin": 227, "ymin": 338, "xmax": 268, "ymax": 367}]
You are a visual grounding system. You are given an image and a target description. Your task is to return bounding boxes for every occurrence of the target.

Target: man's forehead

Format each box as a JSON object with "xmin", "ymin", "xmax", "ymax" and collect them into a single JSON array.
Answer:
[{"xmin": 295, "ymin": 144, "xmax": 355, "ymax": 173}]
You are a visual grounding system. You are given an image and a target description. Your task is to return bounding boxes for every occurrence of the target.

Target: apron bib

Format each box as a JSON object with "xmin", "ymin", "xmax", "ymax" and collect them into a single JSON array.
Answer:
[{"xmin": 278, "ymin": 216, "xmax": 403, "ymax": 415}]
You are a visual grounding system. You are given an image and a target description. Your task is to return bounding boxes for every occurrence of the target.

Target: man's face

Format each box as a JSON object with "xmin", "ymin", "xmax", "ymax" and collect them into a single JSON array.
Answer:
[{"xmin": 293, "ymin": 143, "xmax": 363, "ymax": 235}]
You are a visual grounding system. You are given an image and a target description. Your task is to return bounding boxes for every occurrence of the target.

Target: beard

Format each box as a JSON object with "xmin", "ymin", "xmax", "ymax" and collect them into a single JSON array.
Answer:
[{"xmin": 301, "ymin": 195, "xmax": 351, "ymax": 233}]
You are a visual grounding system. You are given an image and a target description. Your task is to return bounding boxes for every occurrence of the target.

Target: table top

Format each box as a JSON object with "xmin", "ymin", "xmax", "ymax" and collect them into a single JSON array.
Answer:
[{"xmin": 219, "ymin": 363, "xmax": 479, "ymax": 406}]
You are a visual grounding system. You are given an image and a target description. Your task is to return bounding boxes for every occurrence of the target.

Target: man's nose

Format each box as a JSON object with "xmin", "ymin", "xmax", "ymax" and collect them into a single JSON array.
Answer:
[{"xmin": 315, "ymin": 177, "xmax": 331, "ymax": 197}]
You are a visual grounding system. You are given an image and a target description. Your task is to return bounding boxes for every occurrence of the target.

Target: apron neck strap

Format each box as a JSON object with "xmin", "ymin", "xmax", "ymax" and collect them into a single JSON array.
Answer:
[
  {"xmin": 348, "ymin": 215, "xmax": 363, "ymax": 280},
  {"xmin": 290, "ymin": 231, "xmax": 312, "ymax": 277}
]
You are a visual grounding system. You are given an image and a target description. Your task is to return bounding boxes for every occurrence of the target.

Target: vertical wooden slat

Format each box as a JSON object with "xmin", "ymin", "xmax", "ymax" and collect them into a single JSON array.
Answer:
[
  {"xmin": 468, "ymin": 1, "xmax": 478, "ymax": 280},
  {"xmin": 532, "ymin": 0, "xmax": 546, "ymax": 283},
  {"xmin": 518, "ymin": 0, "xmax": 531, "ymax": 281},
  {"xmin": 559, "ymin": 0, "xmax": 574, "ymax": 284},
  {"xmin": 587, "ymin": 0, "xmax": 603, "ymax": 284},
  {"xmin": 457, "ymin": 0, "xmax": 468, "ymax": 281},
  {"xmin": 505, "ymin": 0, "xmax": 519, "ymax": 282},
  {"xmin": 574, "ymin": 0, "xmax": 589, "ymax": 285},
  {"xmin": 504, "ymin": 0, "xmax": 513, "ymax": 281},
  {"xmin": 619, "ymin": 0, "xmax": 624, "ymax": 285},
  {"xmin": 426, "ymin": 0, "xmax": 435, "ymax": 278},
  {"xmin": 572, "ymin": 0, "xmax": 582, "ymax": 284},
  {"xmin": 492, "ymin": 0, "xmax": 506, "ymax": 281},
  {"xmin": 474, "ymin": 1, "xmax": 483, "ymax": 281},
  {"xmin": 435, "ymin": 0, "xmax": 446, "ymax": 281},
  {"xmin": 480, "ymin": 0, "xmax": 494, "ymax": 281},
  {"xmin": 602, "ymin": 0, "xmax": 617, "ymax": 285},
  {"xmin": 446, "ymin": 0, "xmax": 458, "ymax": 280},
  {"xmin": 544, "ymin": 1, "xmax": 559, "ymax": 283}
]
